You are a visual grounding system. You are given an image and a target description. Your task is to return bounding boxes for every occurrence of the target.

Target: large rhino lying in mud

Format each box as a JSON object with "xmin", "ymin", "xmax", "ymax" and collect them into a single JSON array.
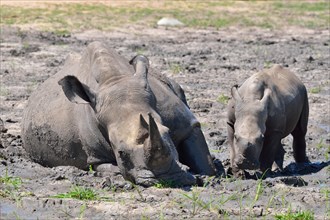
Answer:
[
  {"xmin": 22, "ymin": 42, "xmax": 216, "ymax": 186},
  {"xmin": 227, "ymin": 65, "xmax": 309, "ymax": 175}
]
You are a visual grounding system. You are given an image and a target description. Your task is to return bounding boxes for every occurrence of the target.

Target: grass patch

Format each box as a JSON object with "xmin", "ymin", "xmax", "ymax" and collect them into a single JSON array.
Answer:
[
  {"xmin": 0, "ymin": 169, "xmax": 33, "ymax": 203},
  {"xmin": 217, "ymin": 94, "xmax": 230, "ymax": 105},
  {"xmin": 53, "ymin": 186, "xmax": 98, "ymax": 200},
  {"xmin": 0, "ymin": 169, "xmax": 22, "ymax": 190},
  {"xmin": 0, "ymin": 1, "xmax": 328, "ymax": 32},
  {"xmin": 275, "ymin": 209, "xmax": 314, "ymax": 220},
  {"xmin": 169, "ymin": 63, "xmax": 183, "ymax": 75},
  {"xmin": 181, "ymin": 187, "xmax": 214, "ymax": 216},
  {"xmin": 310, "ymin": 86, "xmax": 322, "ymax": 94},
  {"xmin": 154, "ymin": 179, "xmax": 177, "ymax": 188}
]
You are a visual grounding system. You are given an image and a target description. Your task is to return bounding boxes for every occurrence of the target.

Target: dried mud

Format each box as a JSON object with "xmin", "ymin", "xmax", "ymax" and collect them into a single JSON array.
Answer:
[{"xmin": 0, "ymin": 26, "xmax": 329, "ymax": 219}]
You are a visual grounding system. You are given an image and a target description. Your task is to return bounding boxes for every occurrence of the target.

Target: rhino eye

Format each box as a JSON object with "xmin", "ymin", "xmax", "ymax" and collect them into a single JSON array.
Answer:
[{"xmin": 234, "ymin": 134, "xmax": 239, "ymax": 141}]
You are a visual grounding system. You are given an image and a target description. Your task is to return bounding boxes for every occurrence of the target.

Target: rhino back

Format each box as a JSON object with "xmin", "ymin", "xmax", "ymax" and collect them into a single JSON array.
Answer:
[
  {"xmin": 77, "ymin": 42, "xmax": 134, "ymax": 88},
  {"xmin": 239, "ymin": 65, "xmax": 307, "ymax": 136},
  {"xmin": 148, "ymin": 75, "xmax": 197, "ymax": 145}
]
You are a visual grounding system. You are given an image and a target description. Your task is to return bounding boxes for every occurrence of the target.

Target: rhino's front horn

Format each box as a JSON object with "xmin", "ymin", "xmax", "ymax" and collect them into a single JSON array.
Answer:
[{"xmin": 146, "ymin": 113, "xmax": 170, "ymax": 159}]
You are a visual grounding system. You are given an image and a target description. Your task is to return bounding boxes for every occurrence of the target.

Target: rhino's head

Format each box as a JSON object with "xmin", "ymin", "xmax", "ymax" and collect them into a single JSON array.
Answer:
[
  {"xmin": 58, "ymin": 55, "xmax": 195, "ymax": 186},
  {"xmin": 230, "ymin": 85, "xmax": 271, "ymax": 170}
]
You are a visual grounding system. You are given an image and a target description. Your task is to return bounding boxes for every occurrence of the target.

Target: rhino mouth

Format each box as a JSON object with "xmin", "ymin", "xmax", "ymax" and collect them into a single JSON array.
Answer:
[{"xmin": 234, "ymin": 155, "xmax": 260, "ymax": 170}]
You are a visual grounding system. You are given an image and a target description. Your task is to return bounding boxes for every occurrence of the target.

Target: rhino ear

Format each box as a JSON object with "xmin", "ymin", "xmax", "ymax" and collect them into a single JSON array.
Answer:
[
  {"xmin": 231, "ymin": 85, "xmax": 242, "ymax": 102},
  {"xmin": 58, "ymin": 76, "xmax": 96, "ymax": 108},
  {"xmin": 130, "ymin": 55, "xmax": 149, "ymax": 80},
  {"xmin": 260, "ymin": 88, "xmax": 271, "ymax": 105}
]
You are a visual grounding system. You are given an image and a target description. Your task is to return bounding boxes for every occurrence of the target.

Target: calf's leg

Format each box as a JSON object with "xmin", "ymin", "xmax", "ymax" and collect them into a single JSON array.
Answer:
[
  {"xmin": 291, "ymin": 101, "xmax": 309, "ymax": 163},
  {"xmin": 259, "ymin": 133, "xmax": 282, "ymax": 172}
]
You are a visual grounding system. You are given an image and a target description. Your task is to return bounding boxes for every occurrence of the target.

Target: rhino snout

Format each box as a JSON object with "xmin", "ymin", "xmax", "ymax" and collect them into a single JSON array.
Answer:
[{"xmin": 234, "ymin": 154, "xmax": 260, "ymax": 170}]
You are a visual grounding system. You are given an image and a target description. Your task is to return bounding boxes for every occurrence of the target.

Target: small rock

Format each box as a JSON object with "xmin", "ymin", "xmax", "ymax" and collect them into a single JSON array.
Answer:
[
  {"xmin": 157, "ymin": 18, "xmax": 184, "ymax": 26},
  {"xmin": 252, "ymin": 206, "xmax": 263, "ymax": 217},
  {"xmin": 54, "ymin": 175, "xmax": 66, "ymax": 181},
  {"xmin": 307, "ymin": 56, "xmax": 314, "ymax": 62},
  {"xmin": 101, "ymin": 177, "xmax": 112, "ymax": 189},
  {"xmin": 5, "ymin": 119, "xmax": 18, "ymax": 123}
]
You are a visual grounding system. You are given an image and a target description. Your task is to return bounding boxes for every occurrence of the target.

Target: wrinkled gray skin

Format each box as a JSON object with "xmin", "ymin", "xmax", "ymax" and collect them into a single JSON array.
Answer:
[
  {"xmin": 227, "ymin": 65, "xmax": 309, "ymax": 175},
  {"xmin": 22, "ymin": 42, "xmax": 216, "ymax": 186}
]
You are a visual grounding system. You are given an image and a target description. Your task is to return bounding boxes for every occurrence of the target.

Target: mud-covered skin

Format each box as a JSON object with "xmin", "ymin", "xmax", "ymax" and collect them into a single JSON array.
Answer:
[
  {"xmin": 227, "ymin": 65, "xmax": 309, "ymax": 174},
  {"xmin": 22, "ymin": 42, "xmax": 216, "ymax": 186}
]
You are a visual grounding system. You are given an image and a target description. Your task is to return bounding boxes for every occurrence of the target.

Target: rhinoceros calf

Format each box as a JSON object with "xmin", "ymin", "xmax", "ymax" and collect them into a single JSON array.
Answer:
[
  {"xmin": 22, "ymin": 42, "xmax": 216, "ymax": 186},
  {"xmin": 227, "ymin": 65, "xmax": 309, "ymax": 174}
]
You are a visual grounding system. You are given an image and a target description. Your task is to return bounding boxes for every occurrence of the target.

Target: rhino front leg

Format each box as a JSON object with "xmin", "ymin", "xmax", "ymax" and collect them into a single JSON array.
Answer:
[
  {"xmin": 178, "ymin": 127, "xmax": 216, "ymax": 175},
  {"xmin": 272, "ymin": 144, "xmax": 285, "ymax": 171},
  {"xmin": 259, "ymin": 133, "xmax": 282, "ymax": 172}
]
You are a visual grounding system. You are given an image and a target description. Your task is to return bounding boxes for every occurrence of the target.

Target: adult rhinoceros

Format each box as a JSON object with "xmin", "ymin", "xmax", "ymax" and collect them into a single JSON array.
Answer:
[
  {"xmin": 22, "ymin": 42, "xmax": 216, "ymax": 186},
  {"xmin": 227, "ymin": 65, "xmax": 309, "ymax": 175}
]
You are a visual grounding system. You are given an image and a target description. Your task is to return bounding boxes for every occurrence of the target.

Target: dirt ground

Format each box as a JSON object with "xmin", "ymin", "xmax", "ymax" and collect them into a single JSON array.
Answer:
[{"xmin": 0, "ymin": 25, "xmax": 329, "ymax": 219}]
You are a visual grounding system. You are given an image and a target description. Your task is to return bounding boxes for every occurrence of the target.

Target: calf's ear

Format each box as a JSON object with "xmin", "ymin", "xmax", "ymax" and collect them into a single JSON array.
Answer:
[
  {"xmin": 58, "ymin": 75, "xmax": 96, "ymax": 108},
  {"xmin": 231, "ymin": 85, "xmax": 242, "ymax": 102}
]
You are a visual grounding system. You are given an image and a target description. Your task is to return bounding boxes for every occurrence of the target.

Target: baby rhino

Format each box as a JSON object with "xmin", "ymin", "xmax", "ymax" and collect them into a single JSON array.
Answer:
[{"xmin": 227, "ymin": 65, "xmax": 309, "ymax": 175}]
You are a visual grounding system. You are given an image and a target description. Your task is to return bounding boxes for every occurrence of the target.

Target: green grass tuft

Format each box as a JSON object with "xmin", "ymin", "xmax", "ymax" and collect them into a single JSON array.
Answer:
[
  {"xmin": 169, "ymin": 63, "xmax": 183, "ymax": 74},
  {"xmin": 0, "ymin": 169, "xmax": 22, "ymax": 190},
  {"xmin": 154, "ymin": 179, "xmax": 177, "ymax": 188},
  {"xmin": 217, "ymin": 94, "xmax": 230, "ymax": 104},
  {"xmin": 53, "ymin": 186, "xmax": 98, "ymax": 200},
  {"xmin": 275, "ymin": 209, "xmax": 314, "ymax": 220},
  {"xmin": 310, "ymin": 86, "xmax": 322, "ymax": 94}
]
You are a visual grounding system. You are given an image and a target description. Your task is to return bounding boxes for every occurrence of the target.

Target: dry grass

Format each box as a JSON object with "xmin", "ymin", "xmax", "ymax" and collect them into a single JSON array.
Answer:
[{"xmin": 0, "ymin": 1, "xmax": 329, "ymax": 32}]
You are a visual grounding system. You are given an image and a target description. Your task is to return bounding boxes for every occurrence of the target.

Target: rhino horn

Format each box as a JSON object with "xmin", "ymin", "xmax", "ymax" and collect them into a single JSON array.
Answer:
[
  {"xmin": 146, "ymin": 113, "xmax": 170, "ymax": 159},
  {"xmin": 231, "ymin": 85, "xmax": 242, "ymax": 102},
  {"xmin": 129, "ymin": 55, "xmax": 150, "ymax": 80},
  {"xmin": 136, "ymin": 114, "xmax": 149, "ymax": 144}
]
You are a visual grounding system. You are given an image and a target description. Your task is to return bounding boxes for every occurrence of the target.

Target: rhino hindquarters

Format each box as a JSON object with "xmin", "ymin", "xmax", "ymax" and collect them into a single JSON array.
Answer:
[
  {"xmin": 23, "ymin": 123, "xmax": 88, "ymax": 169},
  {"xmin": 178, "ymin": 127, "xmax": 216, "ymax": 175}
]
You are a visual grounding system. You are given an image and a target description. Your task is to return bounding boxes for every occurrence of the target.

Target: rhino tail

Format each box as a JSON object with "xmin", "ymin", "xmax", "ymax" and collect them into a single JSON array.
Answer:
[{"xmin": 298, "ymin": 89, "xmax": 309, "ymax": 135}]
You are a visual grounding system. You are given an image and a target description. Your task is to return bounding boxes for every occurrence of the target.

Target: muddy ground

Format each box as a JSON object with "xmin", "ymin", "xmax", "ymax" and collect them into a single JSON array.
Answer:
[{"xmin": 0, "ymin": 25, "xmax": 329, "ymax": 219}]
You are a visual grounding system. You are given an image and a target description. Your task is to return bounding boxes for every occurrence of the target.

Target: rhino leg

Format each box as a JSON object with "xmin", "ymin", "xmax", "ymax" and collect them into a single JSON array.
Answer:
[
  {"xmin": 272, "ymin": 144, "xmax": 285, "ymax": 171},
  {"xmin": 259, "ymin": 133, "xmax": 282, "ymax": 172},
  {"xmin": 226, "ymin": 100, "xmax": 236, "ymax": 169},
  {"xmin": 291, "ymin": 123, "xmax": 309, "ymax": 163},
  {"xmin": 178, "ymin": 127, "xmax": 216, "ymax": 175},
  {"xmin": 291, "ymin": 100, "xmax": 309, "ymax": 163}
]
